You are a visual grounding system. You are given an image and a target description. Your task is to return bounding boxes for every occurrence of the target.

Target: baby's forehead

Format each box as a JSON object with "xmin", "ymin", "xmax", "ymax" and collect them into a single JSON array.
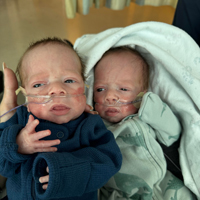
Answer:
[
  {"xmin": 22, "ymin": 43, "xmax": 78, "ymax": 66},
  {"xmin": 25, "ymin": 42, "xmax": 73, "ymax": 56},
  {"xmin": 21, "ymin": 43, "xmax": 81, "ymax": 74},
  {"xmin": 97, "ymin": 51, "xmax": 144, "ymax": 70}
]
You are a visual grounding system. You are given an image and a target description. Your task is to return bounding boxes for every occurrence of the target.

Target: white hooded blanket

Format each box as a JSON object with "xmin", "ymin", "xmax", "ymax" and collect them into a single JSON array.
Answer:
[{"xmin": 74, "ymin": 21, "xmax": 200, "ymax": 199}]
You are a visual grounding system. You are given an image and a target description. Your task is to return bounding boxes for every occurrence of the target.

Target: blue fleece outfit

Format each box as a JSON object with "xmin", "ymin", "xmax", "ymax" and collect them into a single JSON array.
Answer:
[{"xmin": 0, "ymin": 106, "xmax": 122, "ymax": 200}]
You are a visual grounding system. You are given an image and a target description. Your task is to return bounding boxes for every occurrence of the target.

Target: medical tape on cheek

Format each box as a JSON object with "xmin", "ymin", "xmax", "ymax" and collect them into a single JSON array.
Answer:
[
  {"xmin": 15, "ymin": 86, "xmax": 28, "ymax": 103},
  {"xmin": 15, "ymin": 86, "xmax": 26, "ymax": 95},
  {"xmin": 84, "ymin": 83, "xmax": 90, "ymax": 89},
  {"xmin": 132, "ymin": 92, "xmax": 145, "ymax": 109}
]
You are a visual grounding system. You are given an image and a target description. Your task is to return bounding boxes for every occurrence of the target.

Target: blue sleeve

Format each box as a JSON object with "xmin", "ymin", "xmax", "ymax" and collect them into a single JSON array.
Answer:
[
  {"xmin": 33, "ymin": 114, "xmax": 122, "ymax": 199},
  {"xmin": 0, "ymin": 108, "xmax": 31, "ymax": 177}
]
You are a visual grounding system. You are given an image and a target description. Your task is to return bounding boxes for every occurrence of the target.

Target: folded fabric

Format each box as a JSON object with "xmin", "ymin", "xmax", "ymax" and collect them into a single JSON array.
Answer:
[
  {"xmin": 74, "ymin": 21, "xmax": 200, "ymax": 198},
  {"xmin": 139, "ymin": 92, "xmax": 181, "ymax": 147}
]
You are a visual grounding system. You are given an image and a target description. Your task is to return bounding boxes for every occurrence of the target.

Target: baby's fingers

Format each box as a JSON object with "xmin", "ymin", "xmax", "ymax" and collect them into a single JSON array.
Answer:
[
  {"xmin": 84, "ymin": 104, "xmax": 98, "ymax": 115},
  {"xmin": 42, "ymin": 184, "xmax": 48, "ymax": 190},
  {"xmin": 26, "ymin": 115, "xmax": 39, "ymax": 133},
  {"xmin": 39, "ymin": 173, "xmax": 49, "ymax": 190},
  {"xmin": 33, "ymin": 139, "xmax": 60, "ymax": 152},
  {"xmin": 39, "ymin": 174, "xmax": 49, "ymax": 184}
]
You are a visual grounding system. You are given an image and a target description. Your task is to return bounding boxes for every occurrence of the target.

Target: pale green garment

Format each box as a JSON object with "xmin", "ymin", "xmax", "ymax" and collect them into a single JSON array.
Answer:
[
  {"xmin": 74, "ymin": 22, "xmax": 200, "ymax": 197},
  {"xmin": 99, "ymin": 92, "xmax": 195, "ymax": 200}
]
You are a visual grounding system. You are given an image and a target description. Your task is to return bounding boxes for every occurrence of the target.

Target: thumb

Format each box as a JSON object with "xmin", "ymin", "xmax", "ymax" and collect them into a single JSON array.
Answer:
[
  {"xmin": 3, "ymin": 62, "xmax": 18, "ymax": 104},
  {"xmin": 0, "ymin": 63, "xmax": 18, "ymax": 122}
]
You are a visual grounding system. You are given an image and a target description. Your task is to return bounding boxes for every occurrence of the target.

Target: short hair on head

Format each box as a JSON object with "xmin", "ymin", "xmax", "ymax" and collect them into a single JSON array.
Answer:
[
  {"xmin": 16, "ymin": 37, "xmax": 85, "ymax": 86},
  {"xmin": 99, "ymin": 46, "xmax": 149, "ymax": 91}
]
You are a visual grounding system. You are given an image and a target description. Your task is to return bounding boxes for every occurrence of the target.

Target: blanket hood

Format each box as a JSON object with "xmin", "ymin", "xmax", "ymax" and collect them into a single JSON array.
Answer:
[{"xmin": 74, "ymin": 21, "xmax": 200, "ymax": 198}]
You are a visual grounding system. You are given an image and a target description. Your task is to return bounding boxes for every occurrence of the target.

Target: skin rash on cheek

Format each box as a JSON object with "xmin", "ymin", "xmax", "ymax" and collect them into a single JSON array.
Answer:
[
  {"xmin": 72, "ymin": 87, "xmax": 85, "ymax": 103},
  {"xmin": 76, "ymin": 87, "xmax": 85, "ymax": 94}
]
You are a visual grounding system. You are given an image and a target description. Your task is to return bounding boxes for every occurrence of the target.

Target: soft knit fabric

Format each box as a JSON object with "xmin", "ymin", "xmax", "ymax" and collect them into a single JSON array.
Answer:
[
  {"xmin": 99, "ymin": 92, "xmax": 195, "ymax": 199},
  {"xmin": 0, "ymin": 106, "xmax": 122, "ymax": 200},
  {"xmin": 74, "ymin": 21, "xmax": 200, "ymax": 198}
]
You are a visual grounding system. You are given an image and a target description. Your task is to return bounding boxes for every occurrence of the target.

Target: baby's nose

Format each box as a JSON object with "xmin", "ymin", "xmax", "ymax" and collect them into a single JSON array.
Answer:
[
  {"xmin": 105, "ymin": 89, "xmax": 119, "ymax": 103},
  {"xmin": 49, "ymin": 82, "xmax": 66, "ymax": 96}
]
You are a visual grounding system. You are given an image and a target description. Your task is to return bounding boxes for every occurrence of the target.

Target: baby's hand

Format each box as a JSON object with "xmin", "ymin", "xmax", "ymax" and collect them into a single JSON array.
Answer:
[
  {"xmin": 16, "ymin": 115, "xmax": 60, "ymax": 154},
  {"xmin": 39, "ymin": 166, "xmax": 49, "ymax": 190},
  {"xmin": 84, "ymin": 104, "xmax": 98, "ymax": 115}
]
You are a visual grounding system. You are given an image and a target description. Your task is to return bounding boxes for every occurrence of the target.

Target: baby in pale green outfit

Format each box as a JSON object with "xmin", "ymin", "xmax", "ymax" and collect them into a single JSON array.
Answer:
[{"xmin": 93, "ymin": 46, "xmax": 195, "ymax": 200}]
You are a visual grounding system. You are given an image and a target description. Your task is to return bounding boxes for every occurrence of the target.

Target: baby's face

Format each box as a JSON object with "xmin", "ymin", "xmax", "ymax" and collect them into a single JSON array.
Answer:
[
  {"xmin": 94, "ymin": 51, "xmax": 144, "ymax": 123},
  {"xmin": 22, "ymin": 43, "xmax": 86, "ymax": 124}
]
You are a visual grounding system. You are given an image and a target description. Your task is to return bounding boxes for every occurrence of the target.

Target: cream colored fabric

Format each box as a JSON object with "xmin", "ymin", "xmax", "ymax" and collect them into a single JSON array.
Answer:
[{"xmin": 64, "ymin": 0, "xmax": 177, "ymax": 18}]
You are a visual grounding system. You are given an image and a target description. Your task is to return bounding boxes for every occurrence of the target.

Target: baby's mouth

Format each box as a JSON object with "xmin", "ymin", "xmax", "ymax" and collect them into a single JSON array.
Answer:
[
  {"xmin": 50, "ymin": 105, "xmax": 70, "ymax": 115},
  {"xmin": 105, "ymin": 108, "xmax": 120, "ymax": 116}
]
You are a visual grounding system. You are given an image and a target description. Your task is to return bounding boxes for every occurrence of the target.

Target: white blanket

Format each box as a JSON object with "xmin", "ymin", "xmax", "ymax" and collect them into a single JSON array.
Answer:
[{"xmin": 74, "ymin": 21, "xmax": 200, "ymax": 198}]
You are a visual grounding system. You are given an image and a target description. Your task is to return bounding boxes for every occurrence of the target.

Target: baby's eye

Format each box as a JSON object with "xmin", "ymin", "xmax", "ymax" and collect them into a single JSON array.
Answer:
[
  {"xmin": 120, "ymin": 88, "xmax": 128, "ymax": 91},
  {"xmin": 96, "ymin": 88, "xmax": 105, "ymax": 92},
  {"xmin": 65, "ymin": 79, "xmax": 75, "ymax": 83},
  {"xmin": 33, "ymin": 83, "xmax": 44, "ymax": 88}
]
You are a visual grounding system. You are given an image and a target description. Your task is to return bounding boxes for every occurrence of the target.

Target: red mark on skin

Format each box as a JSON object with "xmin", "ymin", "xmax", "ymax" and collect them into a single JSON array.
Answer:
[
  {"xmin": 72, "ymin": 87, "xmax": 85, "ymax": 103},
  {"xmin": 76, "ymin": 87, "xmax": 85, "ymax": 94}
]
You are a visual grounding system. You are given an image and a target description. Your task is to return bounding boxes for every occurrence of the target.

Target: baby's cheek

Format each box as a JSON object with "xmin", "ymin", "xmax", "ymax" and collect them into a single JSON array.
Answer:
[
  {"xmin": 93, "ymin": 94, "xmax": 104, "ymax": 105},
  {"xmin": 72, "ymin": 87, "xmax": 85, "ymax": 101},
  {"xmin": 94, "ymin": 103, "xmax": 101, "ymax": 113},
  {"xmin": 27, "ymin": 104, "xmax": 46, "ymax": 118},
  {"xmin": 74, "ymin": 96, "xmax": 86, "ymax": 106},
  {"xmin": 76, "ymin": 87, "xmax": 85, "ymax": 95},
  {"xmin": 72, "ymin": 88, "xmax": 86, "ymax": 110},
  {"xmin": 121, "ymin": 105, "xmax": 138, "ymax": 116}
]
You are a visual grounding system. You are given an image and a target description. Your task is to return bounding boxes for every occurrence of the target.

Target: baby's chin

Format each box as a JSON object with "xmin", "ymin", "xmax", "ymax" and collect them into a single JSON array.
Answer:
[
  {"xmin": 33, "ymin": 113, "xmax": 76, "ymax": 124},
  {"xmin": 39, "ymin": 116, "xmax": 70, "ymax": 124},
  {"xmin": 103, "ymin": 116, "xmax": 124, "ymax": 123}
]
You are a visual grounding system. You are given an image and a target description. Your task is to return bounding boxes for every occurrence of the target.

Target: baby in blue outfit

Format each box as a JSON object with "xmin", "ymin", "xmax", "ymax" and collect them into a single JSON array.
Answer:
[{"xmin": 0, "ymin": 38, "xmax": 122, "ymax": 200}]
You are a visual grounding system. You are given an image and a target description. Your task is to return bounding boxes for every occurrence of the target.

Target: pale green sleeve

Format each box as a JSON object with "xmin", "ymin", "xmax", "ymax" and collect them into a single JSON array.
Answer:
[{"xmin": 138, "ymin": 92, "xmax": 181, "ymax": 146}]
